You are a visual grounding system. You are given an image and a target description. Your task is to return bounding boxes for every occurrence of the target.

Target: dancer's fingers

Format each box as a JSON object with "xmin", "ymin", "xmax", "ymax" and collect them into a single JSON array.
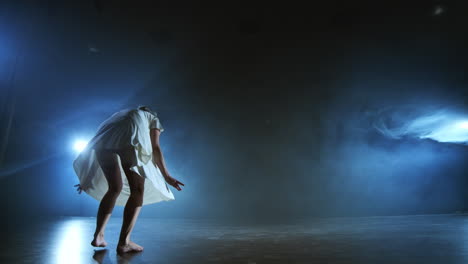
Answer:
[{"xmin": 74, "ymin": 184, "xmax": 83, "ymax": 194}]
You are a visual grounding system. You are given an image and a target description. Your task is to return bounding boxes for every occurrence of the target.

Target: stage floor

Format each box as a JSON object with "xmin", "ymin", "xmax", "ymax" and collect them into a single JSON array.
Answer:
[{"xmin": 5, "ymin": 214, "xmax": 468, "ymax": 263}]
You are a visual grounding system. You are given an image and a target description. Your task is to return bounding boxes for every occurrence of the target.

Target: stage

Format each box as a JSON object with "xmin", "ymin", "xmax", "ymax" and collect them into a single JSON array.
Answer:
[{"xmin": 4, "ymin": 214, "xmax": 468, "ymax": 263}]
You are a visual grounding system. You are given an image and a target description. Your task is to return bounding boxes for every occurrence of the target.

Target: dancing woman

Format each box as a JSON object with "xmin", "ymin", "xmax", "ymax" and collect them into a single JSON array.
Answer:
[{"xmin": 73, "ymin": 105, "xmax": 184, "ymax": 253}]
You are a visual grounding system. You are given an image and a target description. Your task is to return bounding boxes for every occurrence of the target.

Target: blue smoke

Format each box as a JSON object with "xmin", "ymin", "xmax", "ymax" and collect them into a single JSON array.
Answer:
[{"xmin": 372, "ymin": 106, "xmax": 468, "ymax": 145}]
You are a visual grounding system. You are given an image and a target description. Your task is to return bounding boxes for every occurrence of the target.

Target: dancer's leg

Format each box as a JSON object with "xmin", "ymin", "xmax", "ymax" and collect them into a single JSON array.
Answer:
[
  {"xmin": 92, "ymin": 149, "xmax": 123, "ymax": 247},
  {"xmin": 117, "ymin": 166, "xmax": 145, "ymax": 253}
]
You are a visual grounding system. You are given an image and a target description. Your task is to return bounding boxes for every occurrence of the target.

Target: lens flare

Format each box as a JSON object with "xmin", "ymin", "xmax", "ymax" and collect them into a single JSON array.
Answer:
[{"xmin": 73, "ymin": 140, "xmax": 88, "ymax": 153}]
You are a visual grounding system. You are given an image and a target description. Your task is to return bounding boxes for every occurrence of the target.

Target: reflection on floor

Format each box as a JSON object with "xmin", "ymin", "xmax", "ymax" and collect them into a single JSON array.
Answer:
[{"xmin": 5, "ymin": 214, "xmax": 468, "ymax": 263}]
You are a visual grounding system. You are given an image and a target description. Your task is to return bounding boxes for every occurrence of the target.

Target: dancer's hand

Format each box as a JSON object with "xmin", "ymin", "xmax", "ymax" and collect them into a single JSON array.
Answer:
[
  {"xmin": 164, "ymin": 175, "xmax": 185, "ymax": 191},
  {"xmin": 74, "ymin": 184, "xmax": 83, "ymax": 194}
]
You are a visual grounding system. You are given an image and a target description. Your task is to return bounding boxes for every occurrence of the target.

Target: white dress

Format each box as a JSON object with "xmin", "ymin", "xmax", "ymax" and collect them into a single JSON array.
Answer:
[{"xmin": 73, "ymin": 108, "xmax": 175, "ymax": 206}]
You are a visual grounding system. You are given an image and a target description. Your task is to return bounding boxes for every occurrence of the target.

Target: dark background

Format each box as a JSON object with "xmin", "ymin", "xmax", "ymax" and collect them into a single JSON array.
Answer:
[{"xmin": 1, "ymin": 0, "xmax": 468, "ymax": 223}]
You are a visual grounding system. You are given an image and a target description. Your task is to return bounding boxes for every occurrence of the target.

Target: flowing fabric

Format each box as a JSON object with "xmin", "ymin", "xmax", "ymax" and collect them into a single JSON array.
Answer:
[{"xmin": 73, "ymin": 108, "xmax": 175, "ymax": 206}]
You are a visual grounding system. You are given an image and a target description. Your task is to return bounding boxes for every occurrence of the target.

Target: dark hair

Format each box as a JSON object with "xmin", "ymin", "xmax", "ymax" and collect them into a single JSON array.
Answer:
[
  {"xmin": 138, "ymin": 105, "xmax": 152, "ymax": 112},
  {"xmin": 137, "ymin": 105, "xmax": 158, "ymax": 116}
]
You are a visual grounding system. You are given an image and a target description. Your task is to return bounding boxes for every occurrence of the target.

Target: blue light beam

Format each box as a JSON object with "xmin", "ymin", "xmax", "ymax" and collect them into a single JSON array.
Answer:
[{"xmin": 373, "ymin": 107, "xmax": 468, "ymax": 145}]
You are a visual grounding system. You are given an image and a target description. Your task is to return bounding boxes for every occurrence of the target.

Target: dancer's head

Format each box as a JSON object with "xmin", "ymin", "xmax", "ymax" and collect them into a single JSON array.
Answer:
[
  {"xmin": 137, "ymin": 105, "xmax": 158, "ymax": 116},
  {"xmin": 138, "ymin": 105, "xmax": 152, "ymax": 112}
]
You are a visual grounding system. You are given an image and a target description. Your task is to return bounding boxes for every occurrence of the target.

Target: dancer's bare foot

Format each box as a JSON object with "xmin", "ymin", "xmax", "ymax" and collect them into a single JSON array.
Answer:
[
  {"xmin": 91, "ymin": 233, "xmax": 108, "ymax": 247},
  {"xmin": 117, "ymin": 241, "xmax": 144, "ymax": 253}
]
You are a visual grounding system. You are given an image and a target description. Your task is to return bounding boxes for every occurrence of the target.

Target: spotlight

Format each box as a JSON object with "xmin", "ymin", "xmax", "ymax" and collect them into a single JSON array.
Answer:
[
  {"xmin": 73, "ymin": 140, "xmax": 88, "ymax": 153},
  {"xmin": 456, "ymin": 121, "xmax": 468, "ymax": 129}
]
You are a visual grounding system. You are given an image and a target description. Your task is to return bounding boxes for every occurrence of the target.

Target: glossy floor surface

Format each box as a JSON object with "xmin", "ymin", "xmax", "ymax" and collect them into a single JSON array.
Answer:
[{"xmin": 5, "ymin": 214, "xmax": 468, "ymax": 263}]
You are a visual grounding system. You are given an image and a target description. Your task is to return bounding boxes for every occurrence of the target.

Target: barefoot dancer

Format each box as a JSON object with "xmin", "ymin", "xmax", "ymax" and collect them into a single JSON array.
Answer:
[{"xmin": 73, "ymin": 106, "xmax": 184, "ymax": 253}]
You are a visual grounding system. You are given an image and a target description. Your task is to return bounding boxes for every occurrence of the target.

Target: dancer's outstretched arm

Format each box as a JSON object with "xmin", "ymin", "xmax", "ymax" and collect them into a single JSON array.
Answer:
[
  {"xmin": 150, "ymin": 128, "xmax": 170, "ymax": 176},
  {"xmin": 150, "ymin": 128, "xmax": 184, "ymax": 191}
]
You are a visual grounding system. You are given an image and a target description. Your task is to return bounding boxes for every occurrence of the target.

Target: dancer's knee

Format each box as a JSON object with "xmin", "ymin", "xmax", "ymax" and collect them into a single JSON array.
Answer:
[
  {"xmin": 128, "ymin": 184, "xmax": 144, "ymax": 206},
  {"xmin": 107, "ymin": 183, "xmax": 123, "ymax": 196},
  {"xmin": 130, "ymin": 183, "xmax": 144, "ymax": 197}
]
